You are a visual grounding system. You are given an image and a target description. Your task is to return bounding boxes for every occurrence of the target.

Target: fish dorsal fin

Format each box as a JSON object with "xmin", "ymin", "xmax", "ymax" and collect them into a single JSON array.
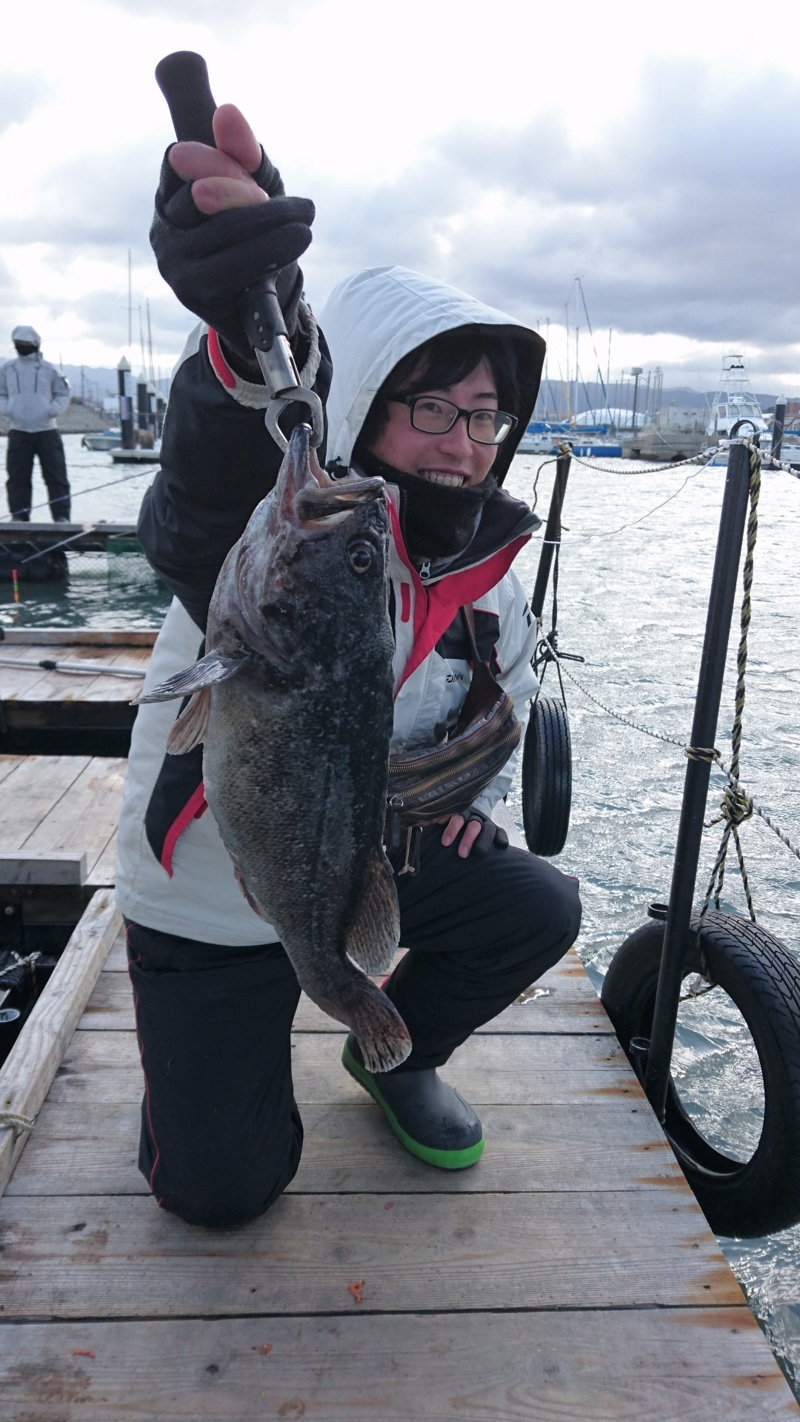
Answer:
[
  {"xmin": 167, "ymin": 688, "xmax": 211, "ymax": 755},
  {"xmin": 345, "ymin": 850, "xmax": 400, "ymax": 974}
]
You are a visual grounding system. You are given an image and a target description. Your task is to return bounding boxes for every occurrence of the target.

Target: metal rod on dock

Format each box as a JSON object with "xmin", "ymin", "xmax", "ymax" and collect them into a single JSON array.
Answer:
[
  {"xmin": 644, "ymin": 439, "xmax": 753, "ymax": 1121},
  {"xmin": 531, "ymin": 446, "xmax": 572, "ymax": 622}
]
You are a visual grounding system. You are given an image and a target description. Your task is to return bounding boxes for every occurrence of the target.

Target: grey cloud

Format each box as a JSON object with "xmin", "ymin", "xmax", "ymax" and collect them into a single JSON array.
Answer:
[
  {"xmin": 0, "ymin": 72, "xmax": 48, "ymax": 136},
  {"xmin": 305, "ymin": 58, "xmax": 800, "ymax": 382},
  {"xmin": 0, "ymin": 142, "xmax": 158, "ymax": 261},
  {"xmin": 4, "ymin": 54, "xmax": 798, "ymax": 389}
]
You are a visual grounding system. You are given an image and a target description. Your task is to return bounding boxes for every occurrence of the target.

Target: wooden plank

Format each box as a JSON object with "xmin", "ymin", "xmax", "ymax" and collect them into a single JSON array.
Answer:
[
  {"xmin": 75, "ymin": 645, "xmax": 151, "ymax": 701},
  {"xmin": 48, "ymin": 1030, "xmax": 641, "ymax": 1106},
  {"xmin": 0, "ymin": 850, "xmax": 86, "ymax": 886},
  {"xmin": 86, "ymin": 831, "xmax": 117, "ymax": 888},
  {"xmin": 0, "ymin": 892, "xmax": 121, "ymax": 1196},
  {"xmin": 23, "ymin": 758, "xmax": 126, "ymax": 875},
  {"xmin": 0, "ymin": 1188, "xmax": 744, "ymax": 1318},
  {"xmin": 1, "ymin": 1308, "xmax": 794, "ymax": 1421},
  {"xmin": 26, "ymin": 645, "xmax": 150, "ymax": 704},
  {"xmin": 0, "ymin": 755, "xmax": 89, "ymax": 845},
  {"xmin": 100, "ymin": 931, "xmax": 600, "ymax": 1003},
  {"xmin": 0, "ymin": 754, "xmax": 24, "ymax": 786},
  {"xmin": 0, "ymin": 629, "xmax": 156, "ymax": 646},
  {"xmin": 5, "ymin": 1098, "xmax": 684, "ymax": 1198},
  {"xmin": 0, "ymin": 657, "xmax": 53, "ymax": 698},
  {"xmin": 79, "ymin": 969, "xmax": 613, "ymax": 1035}
]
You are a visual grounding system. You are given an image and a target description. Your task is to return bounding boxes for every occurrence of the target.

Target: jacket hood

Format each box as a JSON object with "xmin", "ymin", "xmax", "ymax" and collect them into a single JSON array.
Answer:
[
  {"xmin": 318, "ymin": 266, "xmax": 545, "ymax": 485},
  {"xmin": 11, "ymin": 325, "xmax": 41, "ymax": 348}
]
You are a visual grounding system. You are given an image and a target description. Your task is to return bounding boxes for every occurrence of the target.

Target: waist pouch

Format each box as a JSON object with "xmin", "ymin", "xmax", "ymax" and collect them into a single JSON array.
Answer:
[{"xmin": 386, "ymin": 606, "xmax": 521, "ymax": 833}]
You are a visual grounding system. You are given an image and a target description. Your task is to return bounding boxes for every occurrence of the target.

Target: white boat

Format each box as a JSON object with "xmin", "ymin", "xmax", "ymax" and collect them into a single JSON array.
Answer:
[
  {"xmin": 81, "ymin": 430, "xmax": 122, "ymax": 452},
  {"xmin": 517, "ymin": 422, "xmax": 623, "ymax": 458},
  {"xmin": 704, "ymin": 354, "xmax": 769, "ymax": 446}
]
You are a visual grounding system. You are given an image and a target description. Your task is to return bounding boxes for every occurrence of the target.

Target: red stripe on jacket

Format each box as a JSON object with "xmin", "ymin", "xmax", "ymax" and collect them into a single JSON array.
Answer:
[
  {"xmin": 207, "ymin": 329, "xmax": 236, "ymax": 390},
  {"xmin": 160, "ymin": 784, "xmax": 208, "ymax": 877},
  {"xmin": 386, "ymin": 502, "xmax": 530, "ymax": 691}
]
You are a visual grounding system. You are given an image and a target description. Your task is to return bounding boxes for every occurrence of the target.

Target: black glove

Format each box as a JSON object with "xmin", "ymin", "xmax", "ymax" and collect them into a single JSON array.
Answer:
[
  {"xmin": 150, "ymin": 143, "xmax": 314, "ymax": 357},
  {"xmin": 463, "ymin": 809, "xmax": 510, "ymax": 856}
]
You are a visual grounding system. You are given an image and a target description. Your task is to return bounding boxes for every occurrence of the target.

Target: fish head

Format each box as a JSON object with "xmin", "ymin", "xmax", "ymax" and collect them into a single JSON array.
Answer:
[{"xmin": 212, "ymin": 423, "xmax": 391, "ymax": 675}]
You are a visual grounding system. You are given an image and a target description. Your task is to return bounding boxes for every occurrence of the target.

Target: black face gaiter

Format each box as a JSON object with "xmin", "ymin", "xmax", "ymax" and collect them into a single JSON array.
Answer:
[
  {"xmin": 355, "ymin": 447, "xmax": 496, "ymax": 563},
  {"xmin": 13, "ymin": 343, "xmax": 38, "ymax": 358}
]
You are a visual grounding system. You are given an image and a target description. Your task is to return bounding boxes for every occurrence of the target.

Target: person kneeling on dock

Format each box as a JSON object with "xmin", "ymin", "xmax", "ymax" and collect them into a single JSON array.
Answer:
[{"xmin": 115, "ymin": 99, "xmax": 582, "ymax": 1228}]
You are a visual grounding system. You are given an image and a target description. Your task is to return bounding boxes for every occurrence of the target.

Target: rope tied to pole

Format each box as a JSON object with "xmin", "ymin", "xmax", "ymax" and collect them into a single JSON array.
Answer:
[{"xmin": 699, "ymin": 442, "xmax": 762, "ymax": 922}]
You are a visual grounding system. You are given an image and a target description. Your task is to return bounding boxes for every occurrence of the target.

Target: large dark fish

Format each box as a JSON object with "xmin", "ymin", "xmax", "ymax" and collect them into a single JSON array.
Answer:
[{"xmin": 137, "ymin": 423, "xmax": 411, "ymax": 1072}]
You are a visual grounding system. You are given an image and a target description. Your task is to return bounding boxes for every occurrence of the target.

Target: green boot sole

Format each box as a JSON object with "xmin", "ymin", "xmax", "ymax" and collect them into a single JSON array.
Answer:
[{"xmin": 342, "ymin": 1037, "xmax": 484, "ymax": 1170}]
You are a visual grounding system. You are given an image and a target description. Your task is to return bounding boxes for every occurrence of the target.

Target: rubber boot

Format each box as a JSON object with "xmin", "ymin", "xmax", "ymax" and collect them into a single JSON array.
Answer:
[{"xmin": 342, "ymin": 1033, "xmax": 484, "ymax": 1169}]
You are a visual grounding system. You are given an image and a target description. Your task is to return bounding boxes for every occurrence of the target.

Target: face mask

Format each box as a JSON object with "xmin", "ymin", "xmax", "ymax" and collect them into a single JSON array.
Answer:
[
  {"xmin": 14, "ymin": 343, "xmax": 38, "ymax": 357},
  {"xmin": 355, "ymin": 447, "xmax": 496, "ymax": 562}
]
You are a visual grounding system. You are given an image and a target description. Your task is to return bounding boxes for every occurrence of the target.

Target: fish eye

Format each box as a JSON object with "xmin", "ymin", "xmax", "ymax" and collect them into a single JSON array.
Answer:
[{"xmin": 347, "ymin": 540, "xmax": 375, "ymax": 574}]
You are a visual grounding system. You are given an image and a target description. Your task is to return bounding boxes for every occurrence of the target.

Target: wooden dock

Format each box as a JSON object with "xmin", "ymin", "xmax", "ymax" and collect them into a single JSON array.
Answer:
[
  {"xmin": 0, "ymin": 763, "xmax": 798, "ymax": 1416},
  {"xmin": 0, "ymin": 630, "xmax": 154, "ymax": 757}
]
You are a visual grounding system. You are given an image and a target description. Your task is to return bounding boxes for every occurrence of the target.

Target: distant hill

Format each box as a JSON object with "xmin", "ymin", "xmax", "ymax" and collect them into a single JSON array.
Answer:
[
  {"xmin": 0, "ymin": 358, "xmax": 170, "ymax": 411},
  {"xmin": 536, "ymin": 379, "xmax": 780, "ymax": 421}
]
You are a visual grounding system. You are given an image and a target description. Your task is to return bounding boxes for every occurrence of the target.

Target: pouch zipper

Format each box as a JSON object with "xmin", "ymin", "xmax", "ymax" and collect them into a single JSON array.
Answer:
[{"xmin": 388, "ymin": 719, "xmax": 520, "ymax": 806}]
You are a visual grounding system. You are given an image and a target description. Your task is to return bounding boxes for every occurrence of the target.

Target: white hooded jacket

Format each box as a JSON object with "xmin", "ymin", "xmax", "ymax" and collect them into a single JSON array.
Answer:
[{"xmin": 116, "ymin": 267, "xmax": 545, "ymax": 945}]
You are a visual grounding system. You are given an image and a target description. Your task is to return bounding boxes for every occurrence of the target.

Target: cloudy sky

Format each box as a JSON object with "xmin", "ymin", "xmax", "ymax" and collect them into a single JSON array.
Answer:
[{"xmin": 2, "ymin": 0, "xmax": 799, "ymax": 396}]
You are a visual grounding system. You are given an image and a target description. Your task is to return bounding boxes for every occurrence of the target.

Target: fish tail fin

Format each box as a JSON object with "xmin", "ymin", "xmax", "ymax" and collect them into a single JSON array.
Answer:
[{"xmin": 317, "ymin": 976, "xmax": 411, "ymax": 1073}]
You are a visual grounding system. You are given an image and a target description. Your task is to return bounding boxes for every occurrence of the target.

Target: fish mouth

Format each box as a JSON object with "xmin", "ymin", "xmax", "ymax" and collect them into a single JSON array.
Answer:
[{"xmin": 276, "ymin": 424, "xmax": 386, "ymax": 530}]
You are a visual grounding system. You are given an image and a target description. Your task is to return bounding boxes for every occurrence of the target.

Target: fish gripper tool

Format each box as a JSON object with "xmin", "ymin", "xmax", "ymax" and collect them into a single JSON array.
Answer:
[{"xmin": 155, "ymin": 50, "xmax": 325, "ymax": 453}]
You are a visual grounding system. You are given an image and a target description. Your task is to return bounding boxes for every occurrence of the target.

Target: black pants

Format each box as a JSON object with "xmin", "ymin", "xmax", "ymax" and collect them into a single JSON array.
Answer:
[
  {"xmin": 6, "ymin": 429, "xmax": 71, "ymax": 520},
  {"xmin": 126, "ymin": 827, "xmax": 581, "ymax": 1226}
]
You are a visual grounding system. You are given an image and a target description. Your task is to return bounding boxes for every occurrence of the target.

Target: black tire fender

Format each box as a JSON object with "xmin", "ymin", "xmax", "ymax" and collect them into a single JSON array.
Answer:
[
  {"xmin": 601, "ymin": 911, "xmax": 800, "ymax": 1237},
  {"xmin": 522, "ymin": 697, "xmax": 572, "ymax": 857}
]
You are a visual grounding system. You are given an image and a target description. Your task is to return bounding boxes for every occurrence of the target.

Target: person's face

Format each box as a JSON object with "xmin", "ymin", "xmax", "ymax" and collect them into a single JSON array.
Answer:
[{"xmin": 368, "ymin": 359, "xmax": 500, "ymax": 488}]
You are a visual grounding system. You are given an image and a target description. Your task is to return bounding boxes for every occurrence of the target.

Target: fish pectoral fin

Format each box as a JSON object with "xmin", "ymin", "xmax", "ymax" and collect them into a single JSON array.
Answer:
[
  {"xmin": 167, "ymin": 688, "xmax": 211, "ymax": 754},
  {"xmin": 345, "ymin": 850, "xmax": 401, "ymax": 974},
  {"xmin": 234, "ymin": 867, "xmax": 269, "ymax": 921},
  {"xmin": 134, "ymin": 652, "xmax": 246, "ymax": 704}
]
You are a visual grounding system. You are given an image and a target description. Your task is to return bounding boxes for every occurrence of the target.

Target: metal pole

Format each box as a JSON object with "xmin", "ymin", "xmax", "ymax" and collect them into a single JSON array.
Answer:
[
  {"xmin": 630, "ymin": 367, "xmax": 643, "ymax": 431},
  {"xmin": 644, "ymin": 440, "xmax": 753, "ymax": 1119},
  {"xmin": 531, "ymin": 447, "xmax": 572, "ymax": 622},
  {"xmin": 117, "ymin": 357, "xmax": 134, "ymax": 450},
  {"xmin": 772, "ymin": 399, "xmax": 786, "ymax": 463}
]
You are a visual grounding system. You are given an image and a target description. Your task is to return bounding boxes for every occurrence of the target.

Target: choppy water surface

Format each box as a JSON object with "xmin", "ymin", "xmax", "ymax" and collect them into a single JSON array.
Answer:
[{"xmin": 2, "ymin": 432, "xmax": 800, "ymax": 1390}]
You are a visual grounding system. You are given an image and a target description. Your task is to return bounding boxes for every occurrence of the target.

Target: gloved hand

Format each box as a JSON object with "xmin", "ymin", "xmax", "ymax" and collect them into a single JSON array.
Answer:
[
  {"xmin": 150, "ymin": 118, "xmax": 314, "ymax": 358},
  {"xmin": 465, "ymin": 809, "xmax": 510, "ymax": 856},
  {"xmin": 440, "ymin": 808, "xmax": 510, "ymax": 858}
]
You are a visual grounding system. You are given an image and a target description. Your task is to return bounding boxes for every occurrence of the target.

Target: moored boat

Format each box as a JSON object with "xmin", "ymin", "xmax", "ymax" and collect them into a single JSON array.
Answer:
[{"xmin": 517, "ymin": 421, "xmax": 623, "ymax": 457}]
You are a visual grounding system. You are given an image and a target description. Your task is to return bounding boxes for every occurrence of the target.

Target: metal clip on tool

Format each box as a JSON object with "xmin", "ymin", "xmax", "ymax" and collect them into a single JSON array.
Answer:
[
  {"xmin": 240, "ymin": 276, "xmax": 324, "ymax": 451},
  {"xmin": 155, "ymin": 50, "xmax": 324, "ymax": 453}
]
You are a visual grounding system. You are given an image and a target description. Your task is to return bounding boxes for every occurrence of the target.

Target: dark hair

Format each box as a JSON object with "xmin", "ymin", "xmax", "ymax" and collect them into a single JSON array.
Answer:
[{"xmin": 357, "ymin": 327, "xmax": 520, "ymax": 452}]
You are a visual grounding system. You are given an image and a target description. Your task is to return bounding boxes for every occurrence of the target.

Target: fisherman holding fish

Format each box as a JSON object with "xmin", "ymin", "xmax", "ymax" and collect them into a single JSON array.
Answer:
[{"xmin": 116, "ymin": 88, "xmax": 582, "ymax": 1227}]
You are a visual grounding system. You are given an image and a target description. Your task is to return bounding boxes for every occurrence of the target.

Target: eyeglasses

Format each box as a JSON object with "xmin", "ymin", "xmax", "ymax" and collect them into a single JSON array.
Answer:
[{"xmin": 390, "ymin": 395, "xmax": 518, "ymax": 446}]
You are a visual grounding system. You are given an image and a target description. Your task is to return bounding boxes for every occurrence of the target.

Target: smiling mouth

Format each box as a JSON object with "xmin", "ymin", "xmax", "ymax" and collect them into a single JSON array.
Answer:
[{"xmin": 418, "ymin": 470, "xmax": 465, "ymax": 488}]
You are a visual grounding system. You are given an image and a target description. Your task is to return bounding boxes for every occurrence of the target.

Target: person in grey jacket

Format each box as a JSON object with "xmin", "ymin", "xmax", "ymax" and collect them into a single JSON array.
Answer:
[{"xmin": 0, "ymin": 325, "xmax": 72, "ymax": 520}]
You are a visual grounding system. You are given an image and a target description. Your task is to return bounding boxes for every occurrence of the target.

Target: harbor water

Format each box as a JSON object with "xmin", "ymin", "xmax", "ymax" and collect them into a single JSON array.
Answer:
[{"xmin": 2, "ymin": 432, "xmax": 800, "ymax": 1395}]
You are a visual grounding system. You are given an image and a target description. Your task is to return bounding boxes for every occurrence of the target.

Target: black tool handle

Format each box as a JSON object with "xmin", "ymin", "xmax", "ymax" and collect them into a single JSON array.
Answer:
[
  {"xmin": 155, "ymin": 51, "xmax": 217, "ymax": 148},
  {"xmin": 154, "ymin": 50, "xmax": 289, "ymax": 360}
]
